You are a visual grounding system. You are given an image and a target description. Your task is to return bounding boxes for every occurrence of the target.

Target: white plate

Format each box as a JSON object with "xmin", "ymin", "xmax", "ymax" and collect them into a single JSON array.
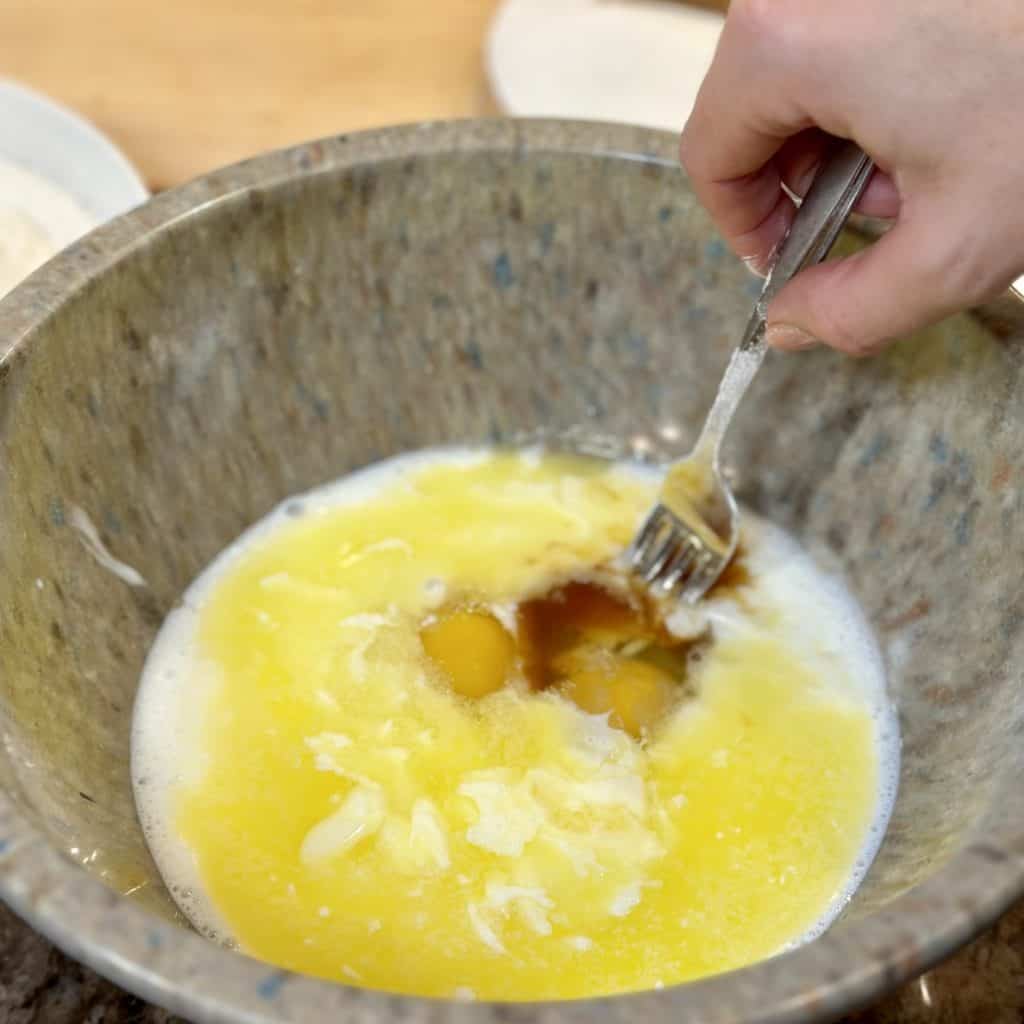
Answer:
[
  {"xmin": 486, "ymin": 0, "xmax": 723, "ymax": 131},
  {"xmin": 0, "ymin": 79, "xmax": 148, "ymax": 244}
]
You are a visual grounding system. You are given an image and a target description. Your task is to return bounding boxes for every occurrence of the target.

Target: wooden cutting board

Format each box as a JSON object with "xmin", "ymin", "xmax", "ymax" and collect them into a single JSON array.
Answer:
[
  {"xmin": 0, "ymin": 0, "xmax": 728, "ymax": 191},
  {"xmin": 0, "ymin": 1, "xmax": 502, "ymax": 190}
]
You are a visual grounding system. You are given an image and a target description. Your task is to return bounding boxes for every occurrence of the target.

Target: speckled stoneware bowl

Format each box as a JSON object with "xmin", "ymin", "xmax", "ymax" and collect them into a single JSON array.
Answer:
[{"xmin": 1, "ymin": 120, "xmax": 1023, "ymax": 1024}]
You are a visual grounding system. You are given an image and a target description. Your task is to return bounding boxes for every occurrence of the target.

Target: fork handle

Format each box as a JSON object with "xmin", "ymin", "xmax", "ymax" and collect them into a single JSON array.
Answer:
[
  {"xmin": 694, "ymin": 139, "xmax": 874, "ymax": 461},
  {"xmin": 756, "ymin": 140, "xmax": 875, "ymax": 317}
]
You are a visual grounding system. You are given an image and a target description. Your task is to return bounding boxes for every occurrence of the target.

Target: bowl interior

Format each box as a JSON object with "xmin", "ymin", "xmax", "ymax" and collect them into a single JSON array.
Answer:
[{"xmin": 2, "ymin": 129, "xmax": 1023, "ymax": 973}]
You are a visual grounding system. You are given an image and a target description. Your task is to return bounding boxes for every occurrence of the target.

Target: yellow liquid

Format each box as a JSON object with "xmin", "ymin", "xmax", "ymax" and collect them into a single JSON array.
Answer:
[{"xmin": 153, "ymin": 451, "xmax": 881, "ymax": 999}]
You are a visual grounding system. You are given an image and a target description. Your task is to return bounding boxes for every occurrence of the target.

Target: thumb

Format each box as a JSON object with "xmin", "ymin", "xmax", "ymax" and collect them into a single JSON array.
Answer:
[{"xmin": 764, "ymin": 203, "xmax": 994, "ymax": 357}]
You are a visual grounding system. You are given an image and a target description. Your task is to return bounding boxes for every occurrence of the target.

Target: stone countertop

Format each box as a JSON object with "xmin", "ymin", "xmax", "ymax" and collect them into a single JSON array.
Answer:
[{"xmin": 2, "ymin": 899, "xmax": 1022, "ymax": 1024}]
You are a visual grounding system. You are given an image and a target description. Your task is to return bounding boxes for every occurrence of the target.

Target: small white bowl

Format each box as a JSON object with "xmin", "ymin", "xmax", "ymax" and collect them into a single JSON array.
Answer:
[{"xmin": 0, "ymin": 79, "xmax": 148, "ymax": 242}]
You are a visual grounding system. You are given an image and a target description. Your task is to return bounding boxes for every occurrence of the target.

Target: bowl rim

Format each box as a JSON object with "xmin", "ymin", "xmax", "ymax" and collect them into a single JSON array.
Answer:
[{"xmin": 2, "ymin": 117, "xmax": 1024, "ymax": 1024}]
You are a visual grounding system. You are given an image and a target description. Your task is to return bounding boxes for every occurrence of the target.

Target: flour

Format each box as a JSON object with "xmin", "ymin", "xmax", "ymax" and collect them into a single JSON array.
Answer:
[{"xmin": 0, "ymin": 156, "xmax": 95, "ymax": 298}]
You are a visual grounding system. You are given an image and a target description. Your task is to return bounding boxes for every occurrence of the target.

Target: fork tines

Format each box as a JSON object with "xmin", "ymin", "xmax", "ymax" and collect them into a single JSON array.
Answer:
[{"xmin": 629, "ymin": 505, "xmax": 722, "ymax": 602}]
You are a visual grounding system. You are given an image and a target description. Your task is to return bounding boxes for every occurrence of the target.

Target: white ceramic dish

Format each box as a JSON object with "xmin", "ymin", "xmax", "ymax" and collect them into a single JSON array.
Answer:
[
  {"xmin": 486, "ymin": 0, "xmax": 723, "ymax": 131},
  {"xmin": 0, "ymin": 79, "xmax": 148, "ymax": 242}
]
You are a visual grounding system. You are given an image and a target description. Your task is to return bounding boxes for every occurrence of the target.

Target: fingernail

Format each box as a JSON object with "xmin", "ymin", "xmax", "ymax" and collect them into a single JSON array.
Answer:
[
  {"xmin": 742, "ymin": 255, "xmax": 769, "ymax": 280},
  {"xmin": 766, "ymin": 323, "xmax": 819, "ymax": 351}
]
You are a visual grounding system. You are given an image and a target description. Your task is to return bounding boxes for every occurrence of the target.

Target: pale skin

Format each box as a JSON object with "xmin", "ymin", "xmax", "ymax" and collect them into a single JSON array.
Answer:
[{"xmin": 679, "ymin": 0, "xmax": 1024, "ymax": 355}]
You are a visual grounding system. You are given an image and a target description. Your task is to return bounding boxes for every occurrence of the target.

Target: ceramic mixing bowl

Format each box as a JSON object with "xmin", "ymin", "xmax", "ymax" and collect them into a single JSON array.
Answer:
[{"xmin": 1, "ymin": 120, "xmax": 1023, "ymax": 1024}]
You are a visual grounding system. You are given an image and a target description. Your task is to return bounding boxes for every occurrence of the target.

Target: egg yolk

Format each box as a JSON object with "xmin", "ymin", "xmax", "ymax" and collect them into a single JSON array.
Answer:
[
  {"xmin": 560, "ymin": 652, "xmax": 677, "ymax": 738},
  {"xmin": 421, "ymin": 609, "xmax": 516, "ymax": 699},
  {"xmin": 421, "ymin": 591, "xmax": 682, "ymax": 738}
]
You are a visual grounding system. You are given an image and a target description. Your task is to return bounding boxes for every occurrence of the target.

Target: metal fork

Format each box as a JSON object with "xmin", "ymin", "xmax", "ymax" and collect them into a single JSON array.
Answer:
[{"xmin": 630, "ymin": 139, "xmax": 875, "ymax": 603}]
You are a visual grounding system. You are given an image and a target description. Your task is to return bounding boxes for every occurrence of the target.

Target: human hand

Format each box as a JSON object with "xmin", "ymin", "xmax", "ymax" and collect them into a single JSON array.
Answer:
[{"xmin": 679, "ymin": 0, "xmax": 1024, "ymax": 355}]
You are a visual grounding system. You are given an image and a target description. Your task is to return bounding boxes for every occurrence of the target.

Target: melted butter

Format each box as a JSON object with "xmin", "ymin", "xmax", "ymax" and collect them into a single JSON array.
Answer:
[{"xmin": 138, "ymin": 450, "xmax": 886, "ymax": 1000}]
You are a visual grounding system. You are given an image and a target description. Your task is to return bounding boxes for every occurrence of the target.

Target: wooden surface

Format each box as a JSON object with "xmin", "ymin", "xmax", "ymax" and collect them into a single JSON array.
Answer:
[
  {"xmin": 0, "ymin": 1, "xmax": 501, "ymax": 190},
  {"xmin": 0, "ymin": 0, "xmax": 733, "ymax": 191}
]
